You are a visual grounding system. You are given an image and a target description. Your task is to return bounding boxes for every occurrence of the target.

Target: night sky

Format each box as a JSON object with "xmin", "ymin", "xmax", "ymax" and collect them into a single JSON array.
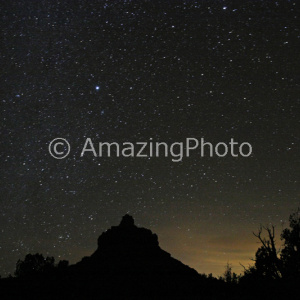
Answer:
[{"xmin": 1, "ymin": 0, "xmax": 299, "ymax": 277}]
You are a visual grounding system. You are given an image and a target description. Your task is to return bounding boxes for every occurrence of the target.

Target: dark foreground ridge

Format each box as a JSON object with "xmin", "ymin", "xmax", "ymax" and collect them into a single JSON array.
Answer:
[
  {"xmin": 1, "ymin": 215, "xmax": 224, "ymax": 299},
  {"xmin": 0, "ymin": 215, "xmax": 298, "ymax": 299}
]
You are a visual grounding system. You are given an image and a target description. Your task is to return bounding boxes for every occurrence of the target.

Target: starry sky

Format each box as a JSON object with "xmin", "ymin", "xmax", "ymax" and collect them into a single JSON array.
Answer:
[{"xmin": 1, "ymin": 0, "xmax": 299, "ymax": 277}]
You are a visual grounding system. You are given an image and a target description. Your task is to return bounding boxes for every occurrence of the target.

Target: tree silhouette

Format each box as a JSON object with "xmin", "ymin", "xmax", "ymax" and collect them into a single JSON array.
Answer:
[
  {"xmin": 222, "ymin": 263, "xmax": 239, "ymax": 284},
  {"xmin": 57, "ymin": 259, "xmax": 69, "ymax": 270},
  {"xmin": 280, "ymin": 208, "xmax": 300, "ymax": 279},
  {"xmin": 243, "ymin": 208, "xmax": 300, "ymax": 281},
  {"xmin": 15, "ymin": 253, "xmax": 55, "ymax": 278},
  {"xmin": 252, "ymin": 225, "xmax": 282, "ymax": 279}
]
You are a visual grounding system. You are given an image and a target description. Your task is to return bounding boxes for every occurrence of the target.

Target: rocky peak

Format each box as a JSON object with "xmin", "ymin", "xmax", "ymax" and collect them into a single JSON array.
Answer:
[
  {"xmin": 119, "ymin": 214, "xmax": 135, "ymax": 227},
  {"xmin": 96, "ymin": 215, "xmax": 159, "ymax": 251}
]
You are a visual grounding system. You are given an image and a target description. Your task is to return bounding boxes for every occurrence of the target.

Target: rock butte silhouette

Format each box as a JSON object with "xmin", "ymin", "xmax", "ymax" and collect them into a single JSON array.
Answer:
[
  {"xmin": 69, "ymin": 214, "xmax": 201, "ymax": 292},
  {"xmin": 31, "ymin": 214, "xmax": 208, "ymax": 298}
]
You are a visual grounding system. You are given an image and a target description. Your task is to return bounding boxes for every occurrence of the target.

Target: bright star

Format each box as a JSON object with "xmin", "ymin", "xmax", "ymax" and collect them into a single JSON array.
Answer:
[{"xmin": 95, "ymin": 86, "xmax": 100, "ymax": 90}]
